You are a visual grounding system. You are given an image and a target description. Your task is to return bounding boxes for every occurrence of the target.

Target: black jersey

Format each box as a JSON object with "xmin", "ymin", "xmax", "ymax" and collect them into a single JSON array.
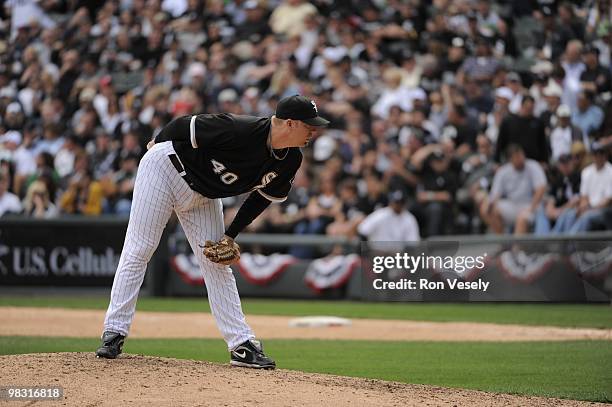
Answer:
[{"xmin": 155, "ymin": 113, "xmax": 302, "ymax": 201}]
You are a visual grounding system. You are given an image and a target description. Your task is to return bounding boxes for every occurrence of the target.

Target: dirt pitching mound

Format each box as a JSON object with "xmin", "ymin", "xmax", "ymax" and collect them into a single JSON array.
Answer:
[{"xmin": 0, "ymin": 353, "xmax": 601, "ymax": 407}]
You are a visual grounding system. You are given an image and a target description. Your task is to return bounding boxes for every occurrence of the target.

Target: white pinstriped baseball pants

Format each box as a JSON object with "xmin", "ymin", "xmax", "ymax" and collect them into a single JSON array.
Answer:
[{"xmin": 103, "ymin": 141, "xmax": 255, "ymax": 349}]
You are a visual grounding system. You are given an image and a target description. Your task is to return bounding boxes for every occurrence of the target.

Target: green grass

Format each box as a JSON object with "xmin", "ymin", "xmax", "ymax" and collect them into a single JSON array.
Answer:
[
  {"xmin": 1, "ymin": 296, "xmax": 611, "ymax": 328},
  {"xmin": 0, "ymin": 336, "xmax": 610, "ymax": 402}
]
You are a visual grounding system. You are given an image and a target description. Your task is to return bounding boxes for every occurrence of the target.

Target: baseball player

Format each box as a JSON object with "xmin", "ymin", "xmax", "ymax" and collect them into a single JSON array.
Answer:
[{"xmin": 95, "ymin": 95, "xmax": 329, "ymax": 369}]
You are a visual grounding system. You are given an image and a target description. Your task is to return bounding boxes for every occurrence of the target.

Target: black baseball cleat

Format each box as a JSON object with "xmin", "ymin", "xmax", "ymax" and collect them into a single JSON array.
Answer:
[
  {"xmin": 230, "ymin": 339, "xmax": 276, "ymax": 370},
  {"xmin": 95, "ymin": 331, "xmax": 125, "ymax": 359}
]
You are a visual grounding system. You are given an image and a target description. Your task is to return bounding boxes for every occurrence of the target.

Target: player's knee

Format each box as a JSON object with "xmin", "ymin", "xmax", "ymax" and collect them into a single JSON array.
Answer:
[{"xmin": 125, "ymin": 242, "xmax": 157, "ymax": 264}]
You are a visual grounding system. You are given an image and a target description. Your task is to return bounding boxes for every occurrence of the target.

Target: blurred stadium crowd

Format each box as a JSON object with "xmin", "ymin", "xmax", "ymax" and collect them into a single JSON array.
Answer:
[{"xmin": 0, "ymin": 0, "xmax": 610, "ymax": 242}]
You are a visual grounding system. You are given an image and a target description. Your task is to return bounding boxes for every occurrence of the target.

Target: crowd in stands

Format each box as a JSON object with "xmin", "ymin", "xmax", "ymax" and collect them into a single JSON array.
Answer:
[{"xmin": 0, "ymin": 0, "xmax": 611, "ymax": 244}]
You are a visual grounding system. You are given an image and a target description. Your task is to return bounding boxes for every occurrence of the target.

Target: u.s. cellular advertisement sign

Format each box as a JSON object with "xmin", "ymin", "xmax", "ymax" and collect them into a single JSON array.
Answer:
[{"xmin": 0, "ymin": 218, "xmax": 126, "ymax": 286}]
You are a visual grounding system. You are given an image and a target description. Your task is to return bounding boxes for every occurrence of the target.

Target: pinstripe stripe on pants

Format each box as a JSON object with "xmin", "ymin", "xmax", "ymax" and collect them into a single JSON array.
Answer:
[{"xmin": 103, "ymin": 141, "xmax": 255, "ymax": 349}]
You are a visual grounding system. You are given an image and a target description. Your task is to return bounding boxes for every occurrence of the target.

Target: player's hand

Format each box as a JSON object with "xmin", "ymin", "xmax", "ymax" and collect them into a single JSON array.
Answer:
[
  {"xmin": 147, "ymin": 140, "xmax": 155, "ymax": 150},
  {"xmin": 203, "ymin": 236, "xmax": 241, "ymax": 266}
]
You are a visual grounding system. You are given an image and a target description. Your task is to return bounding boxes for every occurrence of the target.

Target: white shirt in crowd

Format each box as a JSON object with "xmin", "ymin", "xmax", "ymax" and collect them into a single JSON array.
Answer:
[
  {"xmin": 32, "ymin": 137, "xmax": 65, "ymax": 156},
  {"xmin": 549, "ymin": 126, "xmax": 573, "ymax": 162},
  {"xmin": 6, "ymin": 0, "xmax": 56, "ymax": 39},
  {"xmin": 358, "ymin": 206, "xmax": 421, "ymax": 248},
  {"xmin": 490, "ymin": 159, "xmax": 547, "ymax": 203},
  {"xmin": 371, "ymin": 87, "xmax": 426, "ymax": 119},
  {"xmin": 0, "ymin": 191, "xmax": 22, "ymax": 217},
  {"xmin": 509, "ymin": 92, "xmax": 523, "ymax": 114},
  {"xmin": 561, "ymin": 61, "xmax": 585, "ymax": 111},
  {"xmin": 161, "ymin": 0, "xmax": 188, "ymax": 18},
  {"xmin": 580, "ymin": 162, "xmax": 612, "ymax": 208},
  {"xmin": 13, "ymin": 145, "xmax": 37, "ymax": 177}
]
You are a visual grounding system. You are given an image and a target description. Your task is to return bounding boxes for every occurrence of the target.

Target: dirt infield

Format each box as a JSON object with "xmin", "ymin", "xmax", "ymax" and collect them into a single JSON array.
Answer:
[
  {"xmin": 1, "ymin": 307, "xmax": 611, "ymax": 341},
  {"xmin": 0, "ymin": 353, "xmax": 604, "ymax": 407}
]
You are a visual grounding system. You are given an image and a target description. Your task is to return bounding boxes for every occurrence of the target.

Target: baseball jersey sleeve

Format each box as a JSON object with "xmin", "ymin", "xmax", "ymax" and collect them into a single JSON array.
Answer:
[{"xmin": 257, "ymin": 149, "xmax": 303, "ymax": 202}]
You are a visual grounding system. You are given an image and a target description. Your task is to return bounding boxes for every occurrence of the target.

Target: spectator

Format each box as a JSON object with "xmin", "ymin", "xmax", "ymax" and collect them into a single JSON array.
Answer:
[
  {"xmin": 357, "ymin": 170, "xmax": 387, "ymax": 215},
  {"xmin": 357, "ymin": 190, "xmax": 420, "ymax": 247},
  {"xmin": 485, "ymin": 87, "xmax": 512, "ymax": 144},
  {"xmin": 416, "ymin": 150, "xmax": 457, "ymax": 237},
  {"xmin": 174, "ymin": 13, "xmax": 207, "ymax": 55},
  {"xmin": 549, "ymin": 105, "xmax": 585, "ymax": 162},
  {"xmin": 57, "ymin": 49, "xmax": 81, "ymax": 101},
  {"xmin": 459, "ymin": 36, "xmax": 500, "ymax": 84},
  {"xmin": 0, "ymin": 171, "xmax": 22, "ymax": 216},
  {"xmin": 235, "ymin": 0, "xmax": 272, "ymax": 43},
  {"xmin": 585, "ymin": 0, "xmax": 611, "ymax": 42},
  {"xmin": 571, "ymin": 90, "xmax": 604, "ymax": 140},
  {"xmin": 10, "ymin": 125, "xmax": 38, "ymax": 196},
  {"xmin": 110, "ymin": 153, "xmax": 138, "ymax": 215},
  {"xmin": 530, "ymin": 71, "xmax": 552, "ymax": 117},
  {"xmin": 22, "ymin": 180, "xmax": 58, "ymax": 219},
  {"xmin": 456, "ymin": 135, "xmax": 496, "ymax": 233},
  {"xmin": 558, "ymin": 2, "xmax": 585, "ymax": 40},
  {"xmin": 495, "ymin": 96, "xmax": 548, "ymax": 163},
  {"xmin": 569, "ymin": 143, "xmax": 612, "ymax": 233},
  {"xmin": 24, "ymin": 152, "xmax": 60, "ymax": 201},
  {"xmin": 371, "ymin": 68, "xmax": 421, "ymax": 119},
  {"xmin": 440, "ymin": 37, "xmax": 467, "ymax": 82},
  {"xmin": 444, "ymin": 103, "xmax": 479, "ymax": 154},
  {"xmin": 269, "ymin": 0, "xmax": 318, "ymax": 38},
  {"xmin": 570, "ymin": 141, "xmax": 591, "ymax": 172},
  {"xmin": 33, "ymin": 123, "xmax": 65, "ymax": 156},
  {"xmin": 539, "ymin": 82, "xmax": 564, "ymax": 132},
  {"xmin": 534, "ymin": 154, "xmax": 581, "ymax": 234},
  {"xmin": 476, "ymin": 0, "xmax": 500, "ymax": 33},
  {"xmin": 3, "ymin": 102, "xmax": 25, "ymax": 131},
  {"xmin": 5, "ymin": 0, "xmax": 56, "ymax": 40},
  {"xmin": 115, "ymin": 131, "xmax": 144, "ymax": 167},
  {"xmin": 217, "ymin": 88, "xmax": 242, "ymax": 115},
  {"xmin": 54, "ymin": 136, "xmax": 82, "ymax": 181},
  {"xmin": 295, "ymin": 172, "xmax": 342, "ymax": 236},
  {"xmin": 579, "ymin": 45, "xmax": 611, "ymax": 96},
  {"xmin": 535, "ymin": 6, "xmax": 573, "ymax": 61},
  {"xmin": 290, "ymin": 171, "xmax": 342, "ymax": 258},
  {"xmin": 59, "ymin": 167, "xmax": 103, "ymax": 216},
  {"xmin": 89, "ymin": 129, "xmax": 118, "ymax": 180},
  {"xmin": 0, "ymin": 130, "xmax": 22, "ymax": 157},
  {"xmin": 482, "ymin": 145, "xmax": 547, "ymax": 234},
  {"xmin": 561, "ymin": 40, "xmax": 585, "ymax": 111},
  {"xmin": 505, "ymin": 72, "xmax": 524, "ymax": 114},
  {"xmin": 326, "ymin": 178, "xmax": 365, "ymax": 238}
]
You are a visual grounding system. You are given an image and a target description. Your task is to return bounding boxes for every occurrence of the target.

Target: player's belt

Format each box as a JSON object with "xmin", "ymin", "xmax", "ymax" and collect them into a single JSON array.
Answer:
[{"xmin": 168, "ymin": 153, "xmax": 193, "ymax": 187}]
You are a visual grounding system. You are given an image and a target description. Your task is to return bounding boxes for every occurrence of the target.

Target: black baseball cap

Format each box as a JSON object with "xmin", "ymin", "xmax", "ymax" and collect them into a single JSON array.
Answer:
[{"xmin": 275, "ymin": 95, "xmax": 330, "ymax": 127}]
